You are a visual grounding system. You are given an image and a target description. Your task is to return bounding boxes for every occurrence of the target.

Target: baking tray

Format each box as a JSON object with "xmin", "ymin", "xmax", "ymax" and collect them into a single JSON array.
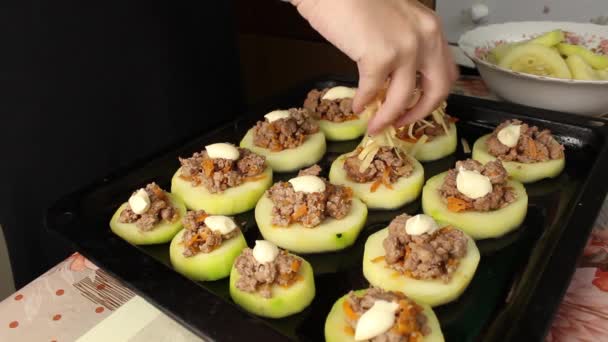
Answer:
[{"xmin": 46, "ymin": 76, "xmax": 608, "ymax": 341}]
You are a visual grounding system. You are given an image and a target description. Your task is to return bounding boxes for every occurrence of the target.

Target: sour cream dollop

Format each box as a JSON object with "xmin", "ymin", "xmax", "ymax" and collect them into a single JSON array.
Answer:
[
  {"xmin": 354, "ymin": 300, "xmax": 400, "ymax": 341},
  {"xmin": 405, "ymin": 214, "xmax": 439, "ymax": 236},
  {"xmin": 288, "ymin": 175, "xmax": 326, "ymax": 194},
  {"xmin": 264, "ymin": 110, "xmax": 291, "ymax": 123},
  {"xmin": 456, "ymin": 168, "xmax": 493, "ymax": 199},
  {"xmin": 205, "ymin": 143, "xmax": 240, "ymax": 160},
  {"xmin": 322, "ymin": 86, "xmax": 357, "ymax": 100},
  {"xmin": 252, "ymin": 240, "xmax": 280, "ymax": 264},
  {"xmin": 128, "ymin": 189, "xmax": 151, "ymax": 215},
  {"xmin": 497, "ymin": 124, "xmax": 521, "ymax": 148},
  {"xmin": 204, "ymin": 215, "xmax": 238, "ymax": 235}
]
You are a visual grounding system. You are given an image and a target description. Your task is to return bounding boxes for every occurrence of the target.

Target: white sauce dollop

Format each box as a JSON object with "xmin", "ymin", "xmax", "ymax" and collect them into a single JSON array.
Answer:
[
  {"xmin": 497, "ymin": 124, "xmax": 521, "ymax": 148},
  {"xmin": 204, "ymin": 215, "xmax": 238, "ymax": 235},
  {"xmin": 405, "ymin": 214, "xmax": 439, "ymax": 236},
  {"xmin": 128, "ymin": 189, "xmax": 151, "ymax": 215},
  {"xmin": 354, "ymin": 300, "xmax": 400, "ymax": 341},
  {"xmin": 456, "ymin": 168, "xmax": 493, "ymax": 199},
  {"xmin": 264, "ymin": 110, "xmax": 291, "ymax": 123},
  {"xmin": 205, "ymin": 143, "xmax": 240, "ymax": 160},
  {"xmin": 288, "ymin": 175, "xmax": 326, "ymax": 194},
  {"xmin": 322, "ymin": 86, "xmax": 357, "ymax": 100},
  {"xmin": 252, "ymin": 240, "xmax": 280, "ymax": 264}
]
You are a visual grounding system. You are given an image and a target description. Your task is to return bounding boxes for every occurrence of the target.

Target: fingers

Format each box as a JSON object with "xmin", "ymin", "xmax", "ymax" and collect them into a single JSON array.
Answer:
[
  {"xmin": 394, "ymin": 68, "xmax": 451, "ymax": 127},
  {"xmin": 352, "ymin": 59, "xmax": 391, "ymax": 114},
  {"xmin": 367, "ymin": 64, "xmax": 417, "ymax": 135}
]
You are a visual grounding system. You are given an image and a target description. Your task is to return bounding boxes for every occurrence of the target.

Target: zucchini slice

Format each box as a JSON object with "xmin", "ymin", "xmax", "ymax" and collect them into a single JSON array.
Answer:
[
  {"xmin": 324, "ymin": 290, "xmax": 445, "ymax": 342},
  {"xmin": 229, "ymin": 256, "xmax": 315, "ymax": 318},
  {"xmin": 255, "ymin": 195, "xmax": 368, "ymax": 253},
  {"xmin": 422, "ymin": 172, "xmax": 528, "ymax": 239},
  {"xmin": 240, "ymin": 129, "xmax": 326, "ymax": 172},
  {"xmin": 329, "ymin": 153, "xmax": 424, "ymax": 210},
  {"xmin": 362, "ymin": 228, "xmax": 480, "ymax": 307},
  {"xmin": 170, "ymin": 229, "xmax": 247, "ymax": 281},
  {"xmin": 171, "ymin": 166, "xmax": 273, "ymax": 215},
  {"xmin": 109, "ymin": 193, "xmax": 186, "ymax": 245},
  {"xmin": 472, "ymin": 134, "xmax": 565, "ymax": 183}
]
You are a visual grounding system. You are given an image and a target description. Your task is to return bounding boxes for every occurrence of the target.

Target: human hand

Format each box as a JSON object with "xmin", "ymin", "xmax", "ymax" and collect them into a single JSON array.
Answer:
[{"xmin": 291, "ymin": 0, "xmax": 458, "ymax": 134}]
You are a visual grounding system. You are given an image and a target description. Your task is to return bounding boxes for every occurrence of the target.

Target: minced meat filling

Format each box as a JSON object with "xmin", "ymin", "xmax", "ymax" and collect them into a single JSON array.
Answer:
[
  {"xmin": 343, "ymin": 147, "xmax": 414, "ymax": 184},
  {"xmin": 253, "ymin": 108, "xmax": 319, "ymax": 151},
  {"xmin": 179, "ymin": 147, "xmax": 265, "ymax": 193},
  {"xmin": 439, "ymin": 159, "xmax": 516, "ymax": 212},
  {"xmin": 396, "ymin": 114, "xmax": 455, "ymax": 142},
  {"xmin": 486, "ymin": 119, "xmax": 564, "ymax": 163},
  {"xmin": 304, "ymin": 88, "xmax": 358, "ymax": 123},
  {"xmin": 267, "ymin": 165, "xmax": 352, "ymax": 228},
  {"xmin": 234, "ymin": 248, "xmax": 302, "ymax": 298},
  {"xmin": 119, "ymin": 183, "xmax": 179, "ymax": 231},
  {"xmin": 344, "ymin": 287, "xmax": 430, "ymax": 341},
  {"xmin": 381, "ymin": 214, "xmax": 468, "ymax": 283},
  {"xmin": 180, "ymin": 210, "xmax": 239, "ymax": 257}
]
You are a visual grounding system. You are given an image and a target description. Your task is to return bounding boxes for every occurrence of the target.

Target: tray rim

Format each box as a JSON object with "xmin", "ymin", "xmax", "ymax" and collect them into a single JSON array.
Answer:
[{"xmin": 45, "ymin": 76, "xmax": 608, "ymax": 342}]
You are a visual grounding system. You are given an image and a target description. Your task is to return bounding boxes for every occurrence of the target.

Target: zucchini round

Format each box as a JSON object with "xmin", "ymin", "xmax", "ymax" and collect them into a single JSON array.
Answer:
[
  {"xmin": 229, "ymin": 256, "xmax": 315, "ymax": 318},
  {"xmin": 329, "ymin": 154, "xmax": 424, "ymax": 210},
  {"xmin": 240, "ymin": 129, "xmax": 326, "ymax": 172},
  {"xmin": 422, "ymin": 172, "xmax": 528, "ymax": 239},
  {"xmin": 170, "ymin": 229, "xmax": 247, "ymax": 281},
  {"xmin": 171, "ymin": 166, "xmax": 272, "ymax": 215},
  {"xmin": 255, "ymin": 195, "xmax": 368, "ymax": 253},
  {"xmin": 472, "ymin": 134, "xmax": 565, "ymax": 183},
  {"xmin": 319, "ymin": 115, "xmax": 369, "ymax": 141},
  {"xmin": 109, "ymin": 193, "xmax": 186, "ymax": 245},
  {"xmin": 324, "ymin": 290, "xmax": 444, "ymax": 342},
  {"xmin": 362, "ymin": 228, "xmax": 480, "ymax": 307},
  {"xmin": 397, "ymin": 124, "xmax": 458, "ymax": 162}
]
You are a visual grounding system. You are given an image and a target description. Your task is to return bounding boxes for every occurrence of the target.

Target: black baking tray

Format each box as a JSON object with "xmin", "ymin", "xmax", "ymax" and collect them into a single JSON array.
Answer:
[{"xmin": 46, "ymin": 76, "xmax": 608, "ymax": 342}]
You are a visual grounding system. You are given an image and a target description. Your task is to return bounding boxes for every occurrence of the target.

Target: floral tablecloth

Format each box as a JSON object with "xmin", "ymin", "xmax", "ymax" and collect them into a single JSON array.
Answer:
[{"xmin": 1, "ymin": 77, "xmax": 607, "ymax": 342}]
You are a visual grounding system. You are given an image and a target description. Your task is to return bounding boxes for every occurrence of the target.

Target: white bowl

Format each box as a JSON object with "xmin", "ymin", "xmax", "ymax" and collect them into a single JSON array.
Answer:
[{"xmin": 458, "ymin": 21, "xmax": 608, "ymax": 116}]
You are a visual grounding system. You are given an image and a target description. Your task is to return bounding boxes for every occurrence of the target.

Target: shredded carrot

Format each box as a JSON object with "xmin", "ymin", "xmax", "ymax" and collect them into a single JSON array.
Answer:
[
  {"xmin": 195, "ymin": 213, "xmax": 209, "ymax": 223},
  {"xmin": 344, "ymin": 326, "xmax": 355, "ymax": 336},
  {"xmin": 343, "ymin": 114, "xmax": 359, "ymax": 121},
  {"xmin": 370, "ymin": 179, "xmax": 383, "ymax": 192},
  {"xmin": 448, "ymin": 116, "xmax": 459, "ymax": 123},
  {"xmin": 290, "ymin": 259, "xmax": 302, "ymax": 273},
  {"xmin": 381, "ymin": 168, "xmax": 393, "ymax": 190},
  {"xmin": 202, "ymin": 159, "xmax": 214, "ymax": 177},
  {"xmin": 291, "ymin": 205, "xmax": 308, "ymax": 221},
  {"xmin": 279, "ymin": 275, "xmax": 304, "ymax": 288},
  {"xmin": 342, "ymin": 300, "xmax": 359, "ymax": 320},
  {"xmin": 371, "ymin": 256, "xmax": 386, "ymax": 263},
  {"xmin": 243, "ymin": 174, "xmax": 266, "ymax": 182},
  {"xmin": 447, "ymin": 196, "xmax": 471, "ymax": 212}
]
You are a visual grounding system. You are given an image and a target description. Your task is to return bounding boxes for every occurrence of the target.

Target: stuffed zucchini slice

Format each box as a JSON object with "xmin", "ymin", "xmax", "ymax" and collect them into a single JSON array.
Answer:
[
  {"xmin": 472, "ymin": 119, "xmax": 565, "ymax": 183},
  {"xmin": 363, "ymin": 214, "xmax": 480, "ymax": 307},
  {"xmin": 110, "ymin": 182, "xmax": 186, "ymax": 245},
  {"xmin": 170, "ymin": 211, "xmax": 247, "ymax": 281},
  {"xmin": 422, "ymin": 159, "xmax": 528, "ymax": 239},
  {"xmin": 171, "ymin": 143, "xmax": 272, "ymax": 215},
  {"xmin": 256, "ymin": 165, "xmax": 368, "ymax": 253},
  {"xmin": 329, "ymin": 129, "xmax": 424, "ymax": 210},
  {"xmin": 303, "ymin": 86, "xmax": 378, "ymax": 141},
  {"xmin": 229, "ymin": 240, "xmax": 315, "ymax": 318},
  {"xmin": 325, "ymin": 288, "xmax": 444, "ymax": 342},
  {"xmin": 239, "ymin": 108, "xmax": 326, "ymax": 172},
  {"xmin": 393, "ymin": 101, "xmax": 458, "ymax": 162}
]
